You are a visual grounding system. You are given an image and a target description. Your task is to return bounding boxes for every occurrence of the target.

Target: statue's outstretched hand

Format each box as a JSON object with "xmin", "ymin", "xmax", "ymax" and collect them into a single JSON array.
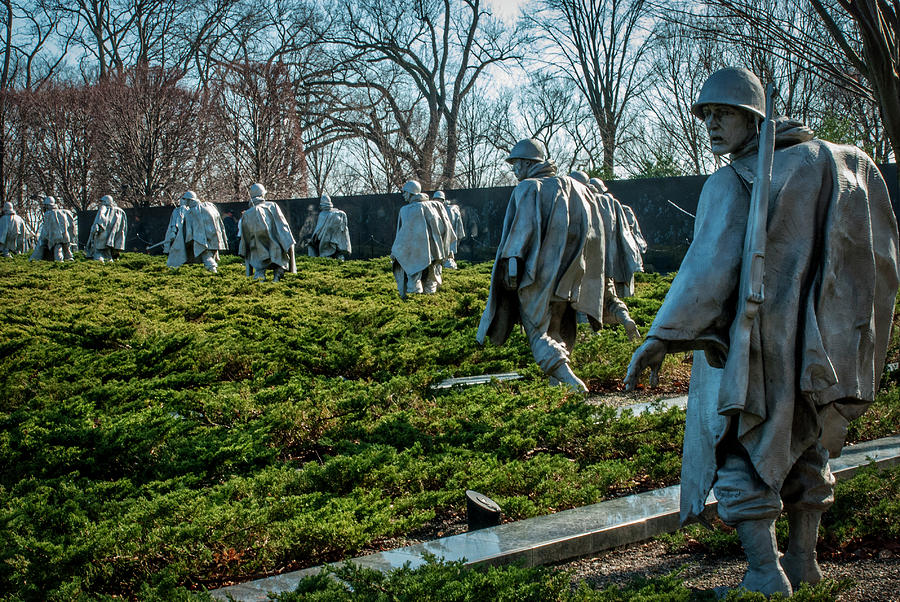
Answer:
[{"xmin": 624, "ymin": 337, "xmax": 668, "ymax": 390}]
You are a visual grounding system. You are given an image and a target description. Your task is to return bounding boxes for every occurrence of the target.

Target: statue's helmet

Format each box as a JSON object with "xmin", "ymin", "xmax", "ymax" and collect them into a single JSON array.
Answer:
[
  {"xmin": 432, "ymin": 190, "xmax": 446, "ymax": 200},
  {"xmin": 100, "ymin": 194, "xmax": 114, "ymax": 206},
  {"xmin": 506, "ymin": 138, "xmax": 547, "ymax": 164},
  {"xmin": 320, "ymin": 193, "xmax": 333, "ymax": 208},
  {"xmin": 43, "ymin": 196, "xmax": 56, "ymax": 206},
  {"xmin": 2, "ymin": 201, "xmax": 13, "ymax": 213},
  {"xmin": 589, "ymin": 177, "xmax": 608, "ymax": 193},
  {"xmin": 181, "ymin": 190, "xmax": 198, "ymax": 202},
  {"xmin": 691, "ymin": 67, "xmax": 765, "ymax": 121},
  {"xmin": 249, "ymin": 183, "xmax": 266, "ymax": 198},
  {"xmin": 402, "ymin": 180, "xmax": 422, "ymax": 195},
  {"xmin": 568, "ymin": 170, "xmax": 589, "ymax": 185}
]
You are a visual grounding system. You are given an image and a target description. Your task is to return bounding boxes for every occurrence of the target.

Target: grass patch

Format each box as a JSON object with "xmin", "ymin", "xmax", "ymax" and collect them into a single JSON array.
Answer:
[
  {"xmin": 279, "ymin": 557, "xmax": 851, "ymax": 601},
  {"xmin": 0, "ymin": 256, "xmax": 895, "ymax": 599}
]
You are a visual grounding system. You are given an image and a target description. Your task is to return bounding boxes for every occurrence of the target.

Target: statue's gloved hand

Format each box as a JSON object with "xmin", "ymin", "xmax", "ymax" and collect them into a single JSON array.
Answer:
[{"xmin": 624, "ymin": 337, "xmax": 668, "ymax": 390}]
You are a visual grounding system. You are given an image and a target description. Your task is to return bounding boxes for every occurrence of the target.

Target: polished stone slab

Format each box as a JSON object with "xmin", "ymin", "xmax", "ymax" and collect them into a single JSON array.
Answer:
[
  {"xmin": 432, "ymin": 372, "xmax": 522, "ymax": 389},
  {"xmin": 211, "ymin": 434, "xmax": 900, "ymax": 601},
  {"xmin": 615, "ymin": 395, "xmax": 687, "ymax": 417}
]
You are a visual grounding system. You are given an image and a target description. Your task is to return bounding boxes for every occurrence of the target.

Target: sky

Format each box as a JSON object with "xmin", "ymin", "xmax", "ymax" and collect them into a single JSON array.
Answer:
[{"xmin": 485, "ymin": 0, "xmax": 531, "ymax": 24}]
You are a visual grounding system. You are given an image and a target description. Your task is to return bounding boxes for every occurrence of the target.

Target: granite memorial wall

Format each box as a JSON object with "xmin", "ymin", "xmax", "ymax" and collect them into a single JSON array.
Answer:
[{"xmin": 78, "ymin": 164, "xmax": 898, "ymax": 273}]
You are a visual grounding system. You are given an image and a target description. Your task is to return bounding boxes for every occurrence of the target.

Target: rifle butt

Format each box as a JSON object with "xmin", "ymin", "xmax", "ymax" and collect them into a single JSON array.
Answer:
[{"xmin": 718, "ymin": 320, "xmax": 753, "ymax": 415}]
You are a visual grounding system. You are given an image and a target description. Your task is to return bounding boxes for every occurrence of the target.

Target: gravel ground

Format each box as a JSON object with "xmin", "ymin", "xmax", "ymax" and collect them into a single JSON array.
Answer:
[{"xmin": 561, "ymin": 539, "xmax": 900, "ymax": 601}]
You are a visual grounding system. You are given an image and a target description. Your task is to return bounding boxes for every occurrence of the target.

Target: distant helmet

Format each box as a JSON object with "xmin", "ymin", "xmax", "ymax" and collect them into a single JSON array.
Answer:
[
  {"xmin": 2, "ymin": 201, "xmax": 13, "ymax": 213},
  {"xmin": 569, "ymin": 171, "xmax": 589, "ymax": 185},
  {"xmin": 320, "ymin": 193, "xmax": 333, "ymax": 208},
  {"xmin": 100, "ymin": 194, "xmax": 114, "ymax": 205},
  {"xmin": 42, "ymin": 196, "xmax": 56, "ymax": 206},
  {"xmin": 181, "ymin": 190, "xmax": 198, "ymax": 202},
  {"xmin": 402, "ymin": 180, "xmax": 422, "ymax": 195},
  {"xmin": 249, "ymin": 183, "xmax": 266, "ymax": 198},
  {"xmin": 589, "ymin": 177, "xmax": 608, "ymax": 193},
  {"xmin": 432, "ymin": 190, "xmax": 446, "ymax": 200},
  {"xmin": 691, "ymin": 67, "xmax": 765, "ymax": 121},
  {"xmin": 506, "ymin": 138, "xmax": 547, "ymax": 164}
]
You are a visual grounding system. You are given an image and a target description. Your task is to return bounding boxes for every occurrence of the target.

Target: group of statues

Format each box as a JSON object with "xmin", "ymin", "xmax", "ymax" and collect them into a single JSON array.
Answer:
[
  {"xmin": 389, "ymin": 180, "xmax": 463, "ymax": 298},
  {"xmin": 475, "ymin": 139, "xmax": 647, "ymax": 392},
  {"xmin": 159, "ymin": 184, "xmax": 350, "ymax": 278},
  {"xmin": 7, "ymin": 64, "xmax": 899, "ymax": 599},
  {"xmin": 470, "ymin": 66, "xmax": 899, "ymax": 599},
  {"xmin": 18, "ymin": 183, "xmax": 353, "ymax": 282}
]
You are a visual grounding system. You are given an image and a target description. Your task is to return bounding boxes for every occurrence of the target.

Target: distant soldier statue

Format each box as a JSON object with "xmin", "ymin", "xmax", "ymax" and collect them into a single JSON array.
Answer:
[
  {"xmin": 239, "ymin": 183, "xmax": 296, "ymax": 281},
  {"xmin": 390, "ymin": 180, "xmax": 454, "ymax": 298},
  {"xmin": 477, "ymin": 140, "xmax": 606, "ymax": 392},
  {"xmin": 434, "ymin": 190, "xmax": 465, "ymax": 269},
  {"xmin": 0, "ymin": 202, "xmax": 27, "ymax": 257},
  {"xmin": 30, "ymin": 196, "xmax": 76, "ymax": 262},
  {"xmin": 625, "ymin": 67, "xmax": 900, "ymax": 596},
  {"xmin": 163, "ymin": 191, "xmax": 228, "ymax": 272},
  {"xmin": 85, "ymin": 195, "xmax": 127, "ymax": 262},
  {"xmin": 308, "ymin": 193, "xmax": 351, "ymax": 260}
]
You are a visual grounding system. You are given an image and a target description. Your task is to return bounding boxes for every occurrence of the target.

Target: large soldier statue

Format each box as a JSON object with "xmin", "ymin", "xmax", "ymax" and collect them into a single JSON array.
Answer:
[
  {"xmin": 625, "ymin": 67, "xmax": 900, "ymax": 596},
  {"xmin": 477, "ymin": 139, "xmax": 606, "ymax": 392}
]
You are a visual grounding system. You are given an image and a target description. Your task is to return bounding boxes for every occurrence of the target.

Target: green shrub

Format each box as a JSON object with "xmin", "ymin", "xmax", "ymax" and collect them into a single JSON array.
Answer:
[
  {"xmin": 0, "ymin": 256, "xmax": 895, "ymax": 599},
  {"xmin": 276, "ymin": 558, "xmax": 850, "ymax": 601}
]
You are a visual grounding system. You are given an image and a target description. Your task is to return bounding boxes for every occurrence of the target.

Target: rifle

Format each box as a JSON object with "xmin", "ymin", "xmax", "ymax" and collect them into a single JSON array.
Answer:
[
  {"xmin": 146, "ymin": 240, "xmax": 167, "ymax": 250},
  {"xmin": 717, "ymin": 82, "xmax": 778, "ymax": 416}
]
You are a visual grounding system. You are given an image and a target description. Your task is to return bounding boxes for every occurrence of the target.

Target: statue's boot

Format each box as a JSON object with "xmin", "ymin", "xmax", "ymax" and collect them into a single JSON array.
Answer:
[
  {"xmin": 736, "ymin": 519, "xmax": 792, "ymax": 597},
  {"xmin": 781, "ymin": 511, "xmax": 823, "ymax": 589},
  {"xmin": 549, "ymin": 363, "xmax": 588, "ymax": 393}
]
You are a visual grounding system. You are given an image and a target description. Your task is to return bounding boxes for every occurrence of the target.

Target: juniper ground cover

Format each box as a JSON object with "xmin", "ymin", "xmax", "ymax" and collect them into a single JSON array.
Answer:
[{"xmin": 0, "ymin": 254, "xmax": 897, "ymax": 600}]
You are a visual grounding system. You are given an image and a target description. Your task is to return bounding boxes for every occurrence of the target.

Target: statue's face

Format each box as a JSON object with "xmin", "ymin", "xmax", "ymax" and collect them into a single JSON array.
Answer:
[
  {"xmin": 702, "ymin": 104, "xmax": 757, "ymax": 156},
  {"xmin": 511, "ymin": 159, "xmax": 532, "ymax": 181}
]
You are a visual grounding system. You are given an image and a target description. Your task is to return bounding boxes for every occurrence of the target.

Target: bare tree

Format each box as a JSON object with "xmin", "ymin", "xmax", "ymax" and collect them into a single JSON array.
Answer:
[
  {"xmin": 25, "ymin": 82, "xmax": 104, "ymax": 210},
  {"xmin": 634, "ymin": 19, "xmax": 719, "ymax": 175},
  {"xmin": 318, "ymin": 0, "xmax": 523, "ymax": 190},
  {"xmin": 1, "ymin": 0, "xmax": 15, "ymax": 197},
  {"xmin": 455, "ymin": 90, "xmax": 516, "ymax": 188},
  {"xmin": 216, "ymin": 59, "xmax": 307, "ymax": 198},
  {"xmin": 677, "ymin": 0, "xmax": 897, "ymax": 167},
  {"xmin": 534, "ymin": 0, "xmax": 656, "ymax": 177},
  {"xmin": 97, "ymin": 65, "xmax": 199, "ymax": 206}
]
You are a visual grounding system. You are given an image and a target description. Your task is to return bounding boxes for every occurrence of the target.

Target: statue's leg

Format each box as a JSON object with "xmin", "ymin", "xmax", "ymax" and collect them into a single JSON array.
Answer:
[
  {"xmin": 525, "ymin": 308, "xmax": 586, "ymax": 393},
  {"xmin": 715, "ymin": 438, "xmax": 792, "ymax": 596},
  {"xmin": 272, "ymin": 266, "xmax": 284, "ymax": 282},
  {"xmin": 407, "ymin": 270, "xmax": 424, "ymax": 295},
  {"xmin": 780, "ymin": 442, "xmax": 834, "ymax": 589},
  {"xmin": 422, "ymin": 263, "xmax": 443, "ymax": 293},
  {"xmin": 392, "ymin": 262, "xmax": 408, "ymax": 298},
  {"xmin": 52, "ymin": 244, "xmax": 65, "ymax": 262},
  {"xmin": 201, "ymin": 250, "xmax": 218, "ymax": 273},
  {"xmin": 604, "ymin": 279, "xmax": 640, "ymax": 341},
  {"xmin": 547, "ymin": 302, "xmax": 577, "ymax": 354},
  {"xmin": 735, "ymin": 519, "xmax": 792, "ymax": 596}
]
